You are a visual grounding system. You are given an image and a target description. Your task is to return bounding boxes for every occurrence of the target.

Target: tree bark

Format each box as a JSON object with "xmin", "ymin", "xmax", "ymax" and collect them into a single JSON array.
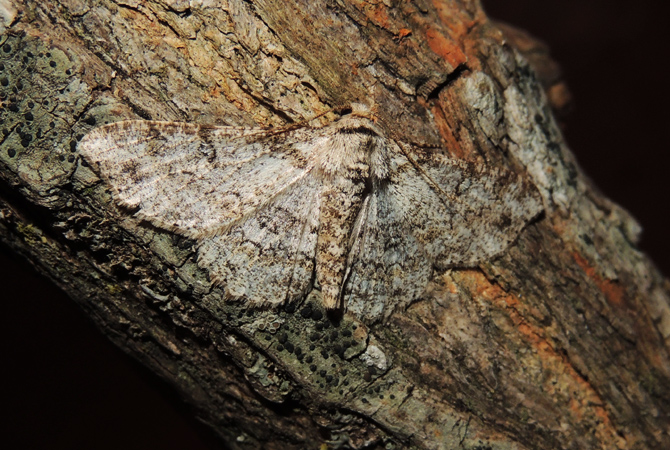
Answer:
[{"xmin": 1, "ymin": 1, "xmax": 669, "ymax": 449}]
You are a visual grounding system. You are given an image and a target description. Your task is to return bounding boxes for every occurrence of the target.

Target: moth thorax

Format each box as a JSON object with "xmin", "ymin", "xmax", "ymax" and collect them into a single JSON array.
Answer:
[{"xmin": 316, "ymin": 131, "xmax": 374, "ymax": 176}]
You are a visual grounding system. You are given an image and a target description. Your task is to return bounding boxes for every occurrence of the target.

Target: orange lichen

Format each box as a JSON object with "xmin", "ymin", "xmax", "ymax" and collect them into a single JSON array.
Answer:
[
  {"xmin": 572, "ymin": 251, "xmax": 626, "ymax": 308},
  {"xmin": 424, "ymin": 27, "xmax": 467, "ymax": 68},
  {"xmin": 462, "ymin": 270, "xmax": 627, "ymax": 448},
  {"xmin": 394, "ymin": 28, "xmax": 412, "ymax": 42},
  {"xmin": 352, "ymin": 0, "xmax": 391, "ymax": 29},
  {"xmin": 367, "ymin": 4, "xmax": 390, "ymax": 29},
  {"xmin": 428, "ymin": 103, "xmax": 467, "ymax": 157},
  {"xmin": 209, "ymin": 86, "xmax": 221, "ymax": 98}
]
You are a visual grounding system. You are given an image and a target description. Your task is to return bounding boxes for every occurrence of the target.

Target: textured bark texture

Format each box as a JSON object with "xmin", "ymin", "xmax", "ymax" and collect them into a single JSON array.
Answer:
[{"xmin": 1, "ymin": 1, "xmax": 669, "ymax": 449}]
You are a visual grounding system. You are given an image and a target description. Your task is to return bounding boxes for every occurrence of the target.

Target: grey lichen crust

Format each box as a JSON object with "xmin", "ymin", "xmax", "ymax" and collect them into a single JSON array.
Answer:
[{"xmin": 78, "ymin": 106, "xmax": 542, "ymax": 322}]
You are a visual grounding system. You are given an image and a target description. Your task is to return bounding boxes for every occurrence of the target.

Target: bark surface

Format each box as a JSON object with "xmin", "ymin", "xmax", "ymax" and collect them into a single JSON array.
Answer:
[{"xmin": 1, "ymin": 1, "xmax": 669, "ymax": 449}]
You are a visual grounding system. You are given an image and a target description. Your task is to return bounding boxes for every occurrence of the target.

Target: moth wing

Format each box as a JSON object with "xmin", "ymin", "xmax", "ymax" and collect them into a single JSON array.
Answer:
[
  {"xmin": 345, "ymin": 144, "xmax": 542, "ymax": 322},
  {"xmin": 197, "ymin": 175, "xmax": 323, "ymax": 306},
  {"xmin": 402, "ymin": 147, "xmax": 543, "ymax": 266},
  {"xmin": 79, "ymin": 120, "xmax": 321, "ymax": 237},
  {"xmin": 344, "ymin": 190, "xmax": 433, "ymax": 322}
]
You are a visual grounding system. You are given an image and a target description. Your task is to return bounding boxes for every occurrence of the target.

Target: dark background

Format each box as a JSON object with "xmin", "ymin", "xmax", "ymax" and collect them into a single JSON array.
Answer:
[{"xmin": 3, "ymin": 1, "xmax": 669, "ymax": 448}]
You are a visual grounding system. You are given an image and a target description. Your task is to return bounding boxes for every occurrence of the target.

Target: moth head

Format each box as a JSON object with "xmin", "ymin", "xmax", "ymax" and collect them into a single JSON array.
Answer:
[
  {"xmin": 332, "ymin": 103, "xmax": 383, "ymax": 137},
  {"xmin": 348, "ymin": 102, "xmax": 377, "ymax": 120}
]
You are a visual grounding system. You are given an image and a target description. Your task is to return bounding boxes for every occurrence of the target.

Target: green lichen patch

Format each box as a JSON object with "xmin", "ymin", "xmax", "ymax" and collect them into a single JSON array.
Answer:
[
  {"xmin": 216, "ymin": 291, "xmax": 396, "ymax": 408},
  {"xmin": 348, "ymin": 369, "xmax": 413, "ymax": 417},
  {"xmin": 0, "ymin": 35, "xmax": 82, "ymax": 192},
  {"xmin": 148, "ymin": 231, "xmax": 196, "ymax": 268}
]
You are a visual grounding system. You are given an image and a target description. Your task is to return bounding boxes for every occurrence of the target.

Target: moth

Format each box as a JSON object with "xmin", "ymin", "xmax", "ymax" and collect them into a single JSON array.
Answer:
[{"xmin": 79, "ymin": 106, "xmax": 542, "ymax": 322}]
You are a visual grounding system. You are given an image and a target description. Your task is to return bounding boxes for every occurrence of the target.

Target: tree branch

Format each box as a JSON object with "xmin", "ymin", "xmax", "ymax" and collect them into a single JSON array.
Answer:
[{"xmin": 1, "ymin": 1, "xmax": 668, "ymax": 449}]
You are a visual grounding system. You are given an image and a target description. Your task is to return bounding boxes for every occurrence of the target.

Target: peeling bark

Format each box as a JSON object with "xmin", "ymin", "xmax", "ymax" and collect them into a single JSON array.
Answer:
[{"xmin": 1, "ymin": 1, "xmax": 669, "ymax": 449}]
